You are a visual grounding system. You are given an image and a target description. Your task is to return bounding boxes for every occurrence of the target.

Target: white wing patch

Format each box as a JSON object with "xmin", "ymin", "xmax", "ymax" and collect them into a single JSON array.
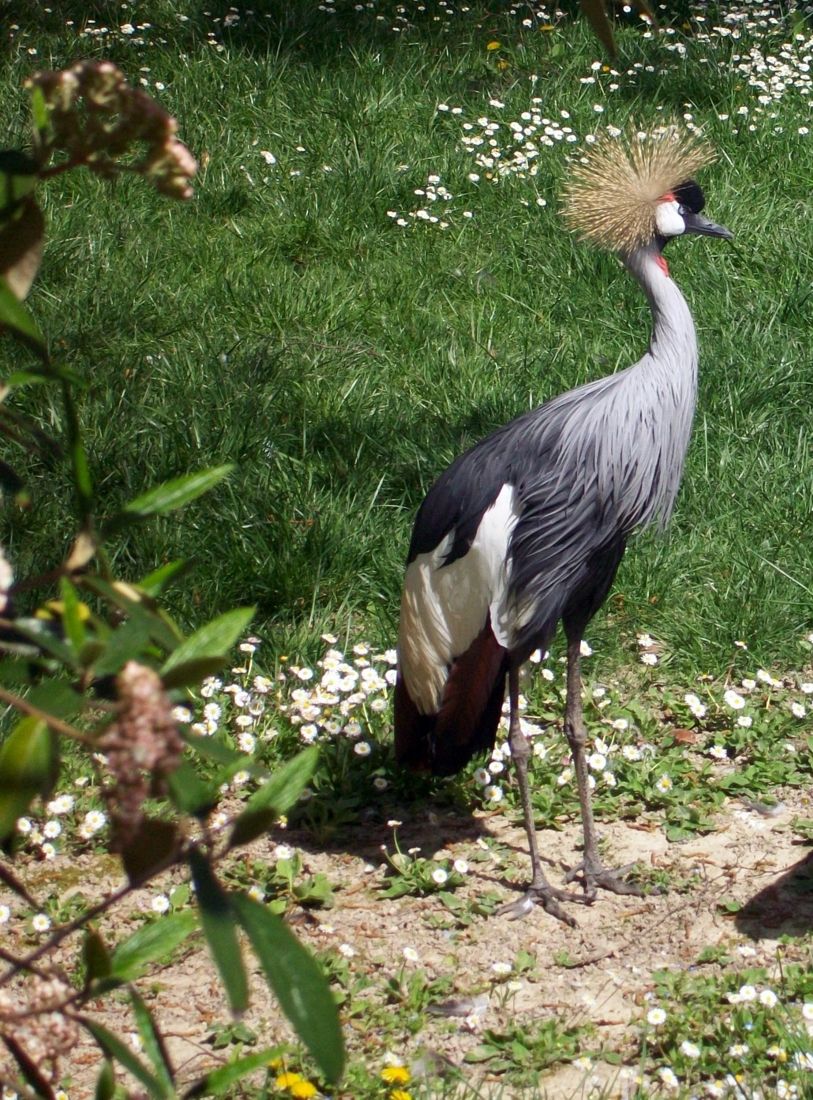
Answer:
[{"xmin": 398, "ymin": 484, "xmax": 519, "ymax": 714}]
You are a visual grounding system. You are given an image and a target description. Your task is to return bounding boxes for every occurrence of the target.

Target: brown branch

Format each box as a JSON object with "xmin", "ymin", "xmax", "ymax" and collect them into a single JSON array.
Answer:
[
  {"xmin": 0, "ymin": 685, "xmax": 93, "ymax": 745},
  {"xmin": 0, "ymin": 842, "xmax": 187, "ymax": 986},
  {"xmin": 0, "ymin": 859, "xmax": 41, "ymax": 911}
]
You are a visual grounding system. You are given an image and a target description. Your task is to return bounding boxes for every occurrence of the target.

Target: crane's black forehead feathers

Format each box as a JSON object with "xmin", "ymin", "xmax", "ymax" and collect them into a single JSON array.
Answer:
[{"xmin": 672, "ymin": 179, "xmax": 705, "ymax": 214}]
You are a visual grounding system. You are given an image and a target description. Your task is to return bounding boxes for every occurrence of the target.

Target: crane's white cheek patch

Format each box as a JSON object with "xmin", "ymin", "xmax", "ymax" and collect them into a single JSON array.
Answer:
[
  {"xmin": 398, "ymin": 485, "xmax": 519, "ymax": 714},
  {"xmin": 655, "ymin": 200, "xmax": 685, "ymax": 237}
]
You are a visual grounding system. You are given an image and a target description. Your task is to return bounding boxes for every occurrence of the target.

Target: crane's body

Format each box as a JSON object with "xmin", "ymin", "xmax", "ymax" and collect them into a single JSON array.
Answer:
[{"xmin": 394, "ymin": 135, "xmax": 731, "ymax": 923}]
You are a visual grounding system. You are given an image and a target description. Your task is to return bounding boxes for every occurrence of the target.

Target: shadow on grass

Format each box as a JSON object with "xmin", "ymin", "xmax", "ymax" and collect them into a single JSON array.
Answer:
[
  {"xmin": 8, "ymin": 0, "xmax": 686, "ymax": 74},
  {"xmin": 734, "ymin": 848, "xmax": 813, "ymax": 940}
]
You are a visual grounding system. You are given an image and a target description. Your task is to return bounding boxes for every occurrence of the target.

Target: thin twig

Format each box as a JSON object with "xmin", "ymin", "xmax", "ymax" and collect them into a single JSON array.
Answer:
[
  {"xmin": 0, "ymin": 685, "xmax": 93, "ymax": 745},
  {"xmin": 0, "ymin": 860, "xmax": 41, "ymax": 910},
  {"xmin": 0, "ymin": 843, "xmax": 187, "ymax": 986}
]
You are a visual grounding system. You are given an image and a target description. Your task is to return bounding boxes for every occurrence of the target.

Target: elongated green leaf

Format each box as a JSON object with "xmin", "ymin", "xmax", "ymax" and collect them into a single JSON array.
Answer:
[
  {"xmin": 26, "ymin": 678, "xmax": 83, "ymax": 720},
  {"xmin": 83, "ymin": 929, "xmax": 112, "ymax": 983},
  {"xmin": 0, "ymin": 151, "xmax": 38, "ymax": 214},
  {"xmin": 84, "ymin": 1020, "xmax": 169, "ymax": 1099},
  {"xmin": 579, "ymin": 0, "xmax": 617, "ymax": 57},
  {"xmin": 0, "ymin": 717, "xmax": 57, "ymax": 841},
  {"xmin": 229, "ymin": 748, "xmax": 318, "ymax": 850},
  {"xmin": 189, "ymin": 849, "xmax": 249, "ymax": 1016},
  {"xmin": 182, "ymin": 731, "xmax": 243, "ymax": 766},
  {"xmin": 111, "ymin": 911, "xmax": 198, "ymax": 981},
  {"xmin": 233, "ymin": 894, "xmax": 344, "ymax": 1083},
  {"xmin": 122, "ymin": 465, "xmax": 234, "ymax": 520},
  {"xmin": 161, "ymin": 607, "xmax": 255, "ymax": 677},
  {"xmin": 91, "ymin": 616, "xmax": 154, "ymax": 680},
  {"xmin": 81, "ymin": 576, "xmax": 181, "ymax": 651},
  {"xmin": 70, "ymin": 432, "xmax": 93, "ymax": 507},
  {"xmin": 11, "ymin": 617, "xmax": 77, "ymax": 666},
  {"xmin": 59, "ymin": 577, "xmax": 87, "ymax": 654},
  {"xmin": 167, "ymin": 761, "xmax": 217, "ymax": 818},
  {"xmin": 183, "ymin": 1046, "xmax": 284, "ymax": 1098},
  {"xmin": 30, "ymin": 88, "xmax": 50, "ymax": 146},
  {"xmin": 130, "ymin": 988, "xmax": 175, "ymax": 1092},
  {"xmin": 138, "ymin": 559, "xmax": 190, "ymax": 597},
  {"xmin": 161, "ymin": 656, "xmax": 233, "ymax": 691},
  {"xmin": 0, "ymin": 274, "xmax": 45, "ymax": 350},
  {"xmin": 94, "ymin": 1060, "xmax": 116, "ymax": 1100}
]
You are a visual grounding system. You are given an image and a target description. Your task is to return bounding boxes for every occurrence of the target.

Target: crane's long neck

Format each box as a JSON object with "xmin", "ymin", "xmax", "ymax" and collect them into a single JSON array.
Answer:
[
  {"xmin": 622, "ymin": 243, "xmax": 698, "ymax": 374},
  {"xmin": 610, "ymin": 242, "xmax": 699, "ymax": 530}
]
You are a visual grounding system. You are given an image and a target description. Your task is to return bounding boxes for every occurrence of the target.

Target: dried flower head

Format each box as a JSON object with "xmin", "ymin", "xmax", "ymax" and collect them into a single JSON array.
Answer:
[
  {"xmin": 25, "ymin": 60, "xmax": 196, "ymax": 198},
  {"xmin": 99, "ymin": 661, "xmax": 183, "ymax": 849},
  {"xmin": 562, "ymin": 128, "xmax": 715, "ymax": 253},
  {"xmin": 0, "ymin": 975, "xmax": 79, "ymax": 1083}
]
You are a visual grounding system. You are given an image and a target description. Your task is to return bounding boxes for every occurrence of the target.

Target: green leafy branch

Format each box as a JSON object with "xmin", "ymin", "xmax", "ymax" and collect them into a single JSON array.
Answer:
[{"xmin": 0, "ymin": 62, "xmax": 344, "ymax": 1099}]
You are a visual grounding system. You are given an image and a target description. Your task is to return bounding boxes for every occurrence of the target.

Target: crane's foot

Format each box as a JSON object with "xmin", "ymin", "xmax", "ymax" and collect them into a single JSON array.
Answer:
[
  {"xmin": 498, "ymin": 881, "xmax": 587, "ymax": 927},
  {"xmin": 565, "ymin": 860, "xmax": 655, "ymax": 903}
]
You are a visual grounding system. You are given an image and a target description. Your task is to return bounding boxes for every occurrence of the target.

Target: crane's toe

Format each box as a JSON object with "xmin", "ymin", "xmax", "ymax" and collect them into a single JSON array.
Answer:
[
  {"xmin": 498, "ymin": 883, "xmax": 585, "ymax": 927},
  {"xmin": 566, "ymin": 860, "xmax": 656, "ymax": 901}
]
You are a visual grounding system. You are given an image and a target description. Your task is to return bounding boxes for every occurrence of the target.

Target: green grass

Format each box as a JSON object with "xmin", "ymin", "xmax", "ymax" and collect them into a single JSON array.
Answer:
[{"xmin": 2, "ymin": 1, "xmax": 812, "ymax": 677}]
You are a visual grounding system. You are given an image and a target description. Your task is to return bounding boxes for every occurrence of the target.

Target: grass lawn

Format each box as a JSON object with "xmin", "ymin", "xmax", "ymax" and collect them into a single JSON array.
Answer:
[{"xmin": 1, "ymin": 1, "xmax": 813, "ymax": 1098}]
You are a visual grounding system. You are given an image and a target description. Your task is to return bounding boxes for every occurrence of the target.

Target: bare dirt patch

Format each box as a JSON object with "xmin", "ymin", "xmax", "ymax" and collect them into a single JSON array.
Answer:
[{"xmin": 5, "ymin": 787, "xmax": 811, "ymax": 1098}]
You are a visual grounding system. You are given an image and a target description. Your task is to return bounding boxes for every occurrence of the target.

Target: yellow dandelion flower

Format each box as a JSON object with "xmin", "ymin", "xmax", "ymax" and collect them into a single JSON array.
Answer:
[
  {"xmin": 497, "ymin": 59, "xmax": 509, "ymax": 70},
  {"xmin": 290, "ymin": 1083, "xmax": 318, "ymax": 1099},
  {"xmin": 275, "ymin": 1072, "xmax": 305, "ymax": 1090},
  {"xmin": 486, "ymin": 40, "xmax": 501, "ymax": 50},
  {"xmin": 540, "ymin": 24, "xmax": 554, "ymax": 31},
  {"xmin": 391, "ymin": 1091, "xmax": 413, "ymax": 1100},
  {"xmin": 381, "ymin": 1066, "xmax": 411, "ymax": 1085}
]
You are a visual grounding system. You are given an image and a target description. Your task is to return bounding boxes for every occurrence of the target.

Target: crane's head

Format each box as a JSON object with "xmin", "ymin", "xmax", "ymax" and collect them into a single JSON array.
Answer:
[
  {"xmin": 562, "ymin": 128, "xmax": 731, "ymax": 255},
  {"xmin": 654, "ymin": 178, "xmax": 732, "ymax": 247}
]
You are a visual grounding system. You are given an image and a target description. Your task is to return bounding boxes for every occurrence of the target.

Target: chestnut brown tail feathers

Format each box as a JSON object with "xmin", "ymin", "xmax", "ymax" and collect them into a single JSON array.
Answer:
[{"xmin": 394, "ymin": 623, "xmax": 509, "ymax": 777}]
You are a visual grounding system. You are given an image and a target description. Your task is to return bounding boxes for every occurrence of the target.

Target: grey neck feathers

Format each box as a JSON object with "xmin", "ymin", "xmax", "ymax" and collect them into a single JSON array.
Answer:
[
  {"xmin": 607, "ymin": 243, "xmax": 699, "ymax": 530},
  {"xmin": 622, "ymin": 244, "xmax": 698, "ymax": 373}
]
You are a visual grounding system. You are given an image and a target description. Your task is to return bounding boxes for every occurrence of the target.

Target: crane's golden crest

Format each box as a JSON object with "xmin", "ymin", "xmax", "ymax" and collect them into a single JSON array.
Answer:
[{"xmin": 562, "ymin": 129, "xmax": 716, "ymax": 252}]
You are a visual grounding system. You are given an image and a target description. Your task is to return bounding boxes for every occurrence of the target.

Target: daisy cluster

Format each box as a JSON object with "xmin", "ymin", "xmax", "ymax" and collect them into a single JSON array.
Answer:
[
  {"xmin": 580, "ymin": 3, "xmax": 813, "ymax": 138},
  {"xmin": 639, "ymin": 971, "xmax": 813, "ymax": 1098},
  {"xmin": 673, "ymin": 651, "xmax": 812, "ymax": 770},
  {"xmin": 386, "ymin": 93, "xmax": 571, "ymax": 231},
  {"xmin": 734, "ymin": 32, "xmax": 813, "ymax": 119},
  {"xmin": 471, "ymin": 631, "xmax": 813, "ymax": 825},
  {"xmin": 452, "ymin": 95, "xmax": 578, "ymax": 182},
  {"xmin": 386, "ymin": 172, "xmax": 473, "ymax": 229},
  {"xmin": 174, "ymin": 635, "xmax": 401, "ymax": 810},
  {"xmin": 11, "ymin": 787, "xmax": 107, "ymax": 864},
  {"xmin": 313, "ymin": 0, "xmax": 560, "ymax": 35},
  {"xmin": 278, "ymin": 635, "xmax": 396, "ymax": 756},
  {"xmin": 380, "ymin": 820, "xmax": 469, "ymax": 897}
]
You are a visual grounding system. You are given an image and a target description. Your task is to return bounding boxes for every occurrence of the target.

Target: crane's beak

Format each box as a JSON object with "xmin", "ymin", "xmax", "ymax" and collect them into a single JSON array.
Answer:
[{"xmin": 683, "ymin": 210, "xmax": 733, "ymax": 240}]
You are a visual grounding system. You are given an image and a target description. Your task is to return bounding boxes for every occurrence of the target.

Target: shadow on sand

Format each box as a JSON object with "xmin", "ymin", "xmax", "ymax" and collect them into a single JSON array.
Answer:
[{"xmin": 735, "ymin": 847, "xmax": 813, "ymax": 940}]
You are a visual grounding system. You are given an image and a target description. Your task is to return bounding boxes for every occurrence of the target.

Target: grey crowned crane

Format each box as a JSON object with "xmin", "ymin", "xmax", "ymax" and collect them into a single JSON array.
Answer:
[{"xmin": 394, "ymin": 131, "xmax": 732, "ymax": 924}]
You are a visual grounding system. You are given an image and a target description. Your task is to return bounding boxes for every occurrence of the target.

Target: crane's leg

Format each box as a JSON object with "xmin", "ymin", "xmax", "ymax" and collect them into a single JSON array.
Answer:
[
  {"xmin": 563, "ymin": 637, "xmax": 644, "ymax": 901},
  {"xmin": 499, "ymin": 666, "xmax": 584, "ymax": 925}
]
